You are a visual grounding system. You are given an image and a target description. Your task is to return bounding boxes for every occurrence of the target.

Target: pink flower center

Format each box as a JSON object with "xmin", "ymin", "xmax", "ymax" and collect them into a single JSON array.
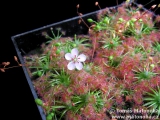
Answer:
[{"xmin": 72, "ymin": 55, "xmax": 80, "ymax": 63}]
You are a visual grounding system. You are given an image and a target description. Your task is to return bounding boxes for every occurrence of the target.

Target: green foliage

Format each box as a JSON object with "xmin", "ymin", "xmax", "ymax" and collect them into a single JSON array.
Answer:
[
  {"xmin": 46, "ymin": 113, "xmax": 54, "ymax": 120},
  {"xmin": 71, "ymin": 93, "xmax": 89, "ymax": 114},
  {"xmin": 35, "ymin": 98, "xmax": 43, "ymax": 106},
  {"xmin": 153, "ymin": 42, "xmax": 160, "ymax": 52},
  {"xmin": 100, "ymin": 35, "xmax": 122, "ymax": 49},
  {"xmin": 62, "ymin": 40, "xmax": 76, "ymax": 53},
  {"xmin": 45, "ymin": 28, "xmax": 62, "ymax": 44},
  {"xmin": 49, "ymin": 68, "xmax": 71, "ymax": 87},
  {"xmin": 52, "ymin": 40, "xmax": 73, "ymax": 53},
  {"xmin": 51, "ymin": 103, "xmax": 72, "ymax": 120},
  {"xmin": 91, "ymin": 90, "xmax": 104, "ymax": 112},
  {"xmin": 73, "ymin": 34, "xmax": 91, "ymax": 47},
  {"xmin": 123, "ymin": 19, "xmax": 156, "ymax": 39},
  {"xmin": 23, "ymin": 1, "xmax": 160, "ymax": 119},
  {"xmin": 134, "ymin": 69, "xmax": 156, "ymax": 81},
  {"xmin": 107, "ymin": 55, "xmax": 121, "ymax": 68},
  {"xmin": 83, "ymin": 63, "xmax": 102, "ymax": 74},
  {"xmin": 71, "ymin": 90, "xmax": 104, "ymax": 113},
  {"xmin": 134, "ymin": 45, "xmax": 146, "ymax": 54},
  {"xmin": 87, "ymin": 16, "xmax": 111, "ymax": 31},
  {"xmin": 83, "ymin": 63, "xmax": 93, "ymax": 73},
  {"xmin": 87, "ymin": 18, "xmax": 94, "ymax": 23},
  {"xmin": 132, "ymin": 44, "xmax": 148, "ymax": 58},
  {"xmin": 121, "ymin": 88, "xmax": 134, "ymax": 96},
  {"xmin": 30, "ymin": 54, "xmax": 50, "ymax": 77},
  {"xmin": 117, "ymin": 18, "xmax": 125, "ymax": 23},
  {"xmin": 53, "ymin": 34, "xmax": 91, "ymax": 53},
  {"xmin": 143, "ymin": 86, "xmax": 160, "ymax": 117}
]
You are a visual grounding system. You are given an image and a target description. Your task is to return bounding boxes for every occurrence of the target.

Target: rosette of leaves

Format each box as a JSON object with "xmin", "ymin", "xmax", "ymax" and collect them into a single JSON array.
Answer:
[
  {"xmin": 72, "ymin": 34, "xmax": 91, "ymax": 47},
  {"xmin": 133, "ymin": 64, "xmax": 157, "ymax": 83},
  {"xmin": 71, "ymin": 90, "xmax": 104, "ymax": 114},
  {"xmin": 143, "ymin": 86, "xmax": 160, "ymax": 117},
  {"xmin": 100, "ymin": 35, "xmax": 122, "ymax": 50},
  {"xmin": 44, "ymin": 28, "xmax": 62, "ymax": 44},
  {"xmin": 48, "ymin": 68, "xmax": 71, "ymax": 87},
  {"xmin": 153, "ymin": 42, "xmax": 160, "ymax": 52},
  {"xmin": 50, "ymin": 34, "xmax": 91, "ymax": 53},
  {"xmin": 103, "ymin": 55, "xmax": 121, "ymax": 68},
  {"xmin": 123, "ymin": 18, "xmax": 157, "ymax": 39},
  {"xmin": 87, "ymin": 16, "xmax": 112, "ymax": 31},
  {"xmin": 30, "ymin": 53, "xmax": 50, "ymax": 77}
]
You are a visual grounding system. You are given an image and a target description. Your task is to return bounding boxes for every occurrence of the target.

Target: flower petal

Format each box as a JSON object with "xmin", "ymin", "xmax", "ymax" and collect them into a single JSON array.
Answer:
[
  {"xmin": 71, "ymin": 48, "xmax": 79, "ymax": 57},
  {"xmin": 75, "ymin": 62, "xmax": 83, "ymax": 70},
  {"xmin": 67, "ymin": 61, "xmax": 76, "ymax": 70},
  {"xmin": 65, "ymin": 53, "xmax": 72, "ymax": 60},
  {"xmin": 77, "ymin": 54, "xmax": 86, "ymax": 62}
]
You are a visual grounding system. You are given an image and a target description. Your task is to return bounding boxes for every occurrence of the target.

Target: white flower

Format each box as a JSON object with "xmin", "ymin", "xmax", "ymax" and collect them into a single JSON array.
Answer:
[{"xmin": 65, "ymin": 48, "xmax": 86, "ymax": 70}]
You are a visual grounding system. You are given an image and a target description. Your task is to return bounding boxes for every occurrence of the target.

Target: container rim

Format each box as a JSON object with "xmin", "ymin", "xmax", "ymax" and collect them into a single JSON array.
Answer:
[{"xmin": 11, "ymin": 1, "xmax": 135, "ymax": 39}]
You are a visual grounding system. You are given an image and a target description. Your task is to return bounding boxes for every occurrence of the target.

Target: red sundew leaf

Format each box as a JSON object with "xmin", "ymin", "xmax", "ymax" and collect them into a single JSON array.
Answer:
[
  {"xmin": 75, "ymin": 85, "xmax": 88, "ymax": 95},
  {"xmin": 133, "ymin": 92, "xmax": 143, "ymax": 105},
  {"xmin": 66, "ymin": 111, "xmax": 82, "ymax": 120},
  {"xmin": 106, "ymin": 101, "xmax": 114, "ymax": 110},
  {"xmin": 150, "ymin": 76, "xmax": 160, "ymax": 87},
  {"xmin": 61, "ymin": 93, "xmax": 71, "ymax": 103},
  {"xmin": 82, "ymin": 104, "xmax": 96, "ymax": 119},
  {"xmin": 125, "ymin": 95, "xmax": 132, "ymax": 102},
  {"xmin": 125, "ymin": 72, "xmax": 135, "ymax": 81},
  {"xmin": 134, "ymin": 85, "xmax": 143, "ymax": 93},
  {"xmin": 100, "ymin": 85, "xmax": 108, "ymax": 94},
  {"xmin": 118, "ymin": 6, "xmax": 126, "ymax": 14},
  {"xmin": 134, "ymin": 97, "xmax": 143, "ymax": 105},
  {"xmin": 116, "ymin": 96, "xmax": 123, "ymax": 104}
]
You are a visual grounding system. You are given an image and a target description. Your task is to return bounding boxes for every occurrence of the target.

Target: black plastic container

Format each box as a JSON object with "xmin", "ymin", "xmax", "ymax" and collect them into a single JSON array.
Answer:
[{"xmin": 11, "ymin": 1, "xmax": 158, "ymax": 120}]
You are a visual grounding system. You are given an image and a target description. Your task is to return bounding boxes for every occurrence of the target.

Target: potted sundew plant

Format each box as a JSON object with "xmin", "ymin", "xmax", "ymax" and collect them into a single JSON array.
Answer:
[{"xmin": 1, "ymin": 0, "xmax": 160, "ymax": 120}]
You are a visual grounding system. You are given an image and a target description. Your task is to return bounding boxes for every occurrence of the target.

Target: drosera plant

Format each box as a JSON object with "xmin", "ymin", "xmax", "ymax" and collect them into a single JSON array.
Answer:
[
  {"xmin": 83, "ymin": 62, "xmax": 104, "ymax": 75},
  {"xmin": 72, "ymin": 34, "xmax": 92, "ymax": 48},
  {"xmin": 45, "ymin": 32, "xmax": 91, "ymax": 54},
  {"xmin": 100, "ymin": 35, "xmax": 122, "ymax": 50},
  {"xmin": 132, "ymin": 63, "xmax": 158, "ymax": 83},
  {"xmin": 70, "ymin": 90, "xmax": 105, "ymax": 113},
  {"xmin": 107, "ymin": 55, "xmax": 121, "ymax": 68},
  {"xmin": 38, "ymin": 90, "xmax": 105, "ymax": 120},
  {"xmin": 42, "ymin": 27, "xmax": 63, "ymax": 44},
  {"xmin": 29, "ymin": 53, "xmax": 50, "ymax": 77},
  {"xmin": 35, "ymin": 98, "xmax": 69, "ymax": 120},
  {"xmin": 103, "ymin": 55, "xmax": 121, "ymax": 68},
  {"xmin": 66, "ymin": 89, "xmax": 109, "ymax": 120},
  {"xmin": 2, "ymin": 0, "xmax": 160, "ymax": 119},
  {"xmin": 49, "ymin": 68, "xmax": 71, "ymax": 87},
  {"xmin": 134, "ymin": 44, "xmax": 146, "ymax": 54},
  {"xmin": 60, "ymin": 34, "xmax": 91, "ymax": 53},
  {"xmin": 153, "ymin": 41, "xmax": 160, "ymax": 52},
  {"xmin": 122, "ymin": 17, "xmax": 157, "ymax": 39},
  {"xmin": 143, "ymin": 85, "xmax": 160, "ymax": 117},
  {"xmin": 87, "ymin": 16, "xmax": 112, "ymax": 32}
]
